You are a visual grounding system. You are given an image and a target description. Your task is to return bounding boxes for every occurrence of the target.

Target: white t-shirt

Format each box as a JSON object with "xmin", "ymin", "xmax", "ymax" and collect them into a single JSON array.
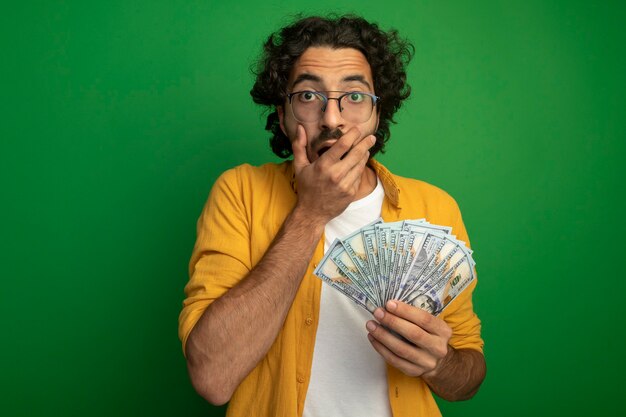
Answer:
[{"xmin": 303, "ymin": 177, "xmax": 392, "ymax": 417}]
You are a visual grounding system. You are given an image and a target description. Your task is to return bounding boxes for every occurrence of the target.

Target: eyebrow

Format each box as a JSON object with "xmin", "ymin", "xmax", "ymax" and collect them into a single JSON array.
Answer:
[
  {"xmin": 291, "ymin": 73, "xmax": 321, "ymax": 90},
  {"xmin": 342, "ymin": 75, "xmax": 372, "ymax": 91},
  {"xmin": 291, "ymin": 73, "xmax": 373, "ymax": 91}
]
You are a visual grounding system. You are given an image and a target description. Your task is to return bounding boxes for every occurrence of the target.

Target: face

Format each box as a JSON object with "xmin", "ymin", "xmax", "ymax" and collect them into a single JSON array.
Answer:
[
  {"xmin": 278, "ymin": 47, "xmax": 380, "ymax": 163},
  {"xmin": 413, "ymin": 295, "xmax": 435, "ymax": 314}
]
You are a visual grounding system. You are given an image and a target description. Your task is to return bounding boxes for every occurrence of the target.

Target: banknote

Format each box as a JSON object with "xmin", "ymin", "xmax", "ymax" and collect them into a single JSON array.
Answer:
[
  {"xmin": 340, "ymin": 219, "xmax": 383, "ymax": 302},
  {"xmin": 327, "ymin": 243, "xmax": 379, "ymax": 304},
  {"xmin": 404, "ymin": 249, "xmax": 475, "ymax": 315},
  {"xmin": 314, "ymin": 249, "xmax": 377, "ymax": 313},
  {"xmin": 314, "ymin": 219, "xmax": 477, "ymax": 317}
]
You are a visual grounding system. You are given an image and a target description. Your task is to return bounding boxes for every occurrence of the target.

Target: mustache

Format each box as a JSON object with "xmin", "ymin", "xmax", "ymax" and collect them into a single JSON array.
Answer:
[
  {"xmin": 311, "ymin": 129, "xmax": 343, "ymax": 149},
  {"xmin": 318, "ymin": 128, "xmax": 344, "ymax": 141}
]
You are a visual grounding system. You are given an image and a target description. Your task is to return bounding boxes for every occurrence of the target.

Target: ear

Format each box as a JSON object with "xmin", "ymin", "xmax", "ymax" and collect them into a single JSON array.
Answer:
[{"xmin": 277, "ymin": 105, "xmax": 287, "ymax": 136}]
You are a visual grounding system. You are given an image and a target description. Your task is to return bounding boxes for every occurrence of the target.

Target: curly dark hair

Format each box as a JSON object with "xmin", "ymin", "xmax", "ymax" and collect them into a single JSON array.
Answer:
[{"xmin": 250, "ymin": 14, "xmax": 414, "ymax": 158}]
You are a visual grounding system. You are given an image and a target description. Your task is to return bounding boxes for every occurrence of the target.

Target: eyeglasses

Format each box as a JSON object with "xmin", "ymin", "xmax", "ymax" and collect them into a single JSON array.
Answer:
[{"xmin": 286, "ymin": 90, "xmax": 379, "ymax": 123}]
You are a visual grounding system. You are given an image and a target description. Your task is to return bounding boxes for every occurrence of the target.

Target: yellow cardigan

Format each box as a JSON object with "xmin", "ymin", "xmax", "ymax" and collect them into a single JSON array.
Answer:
[{"xmin": 179, "ymin": 159, "xmax": 483, "ymax": 417}]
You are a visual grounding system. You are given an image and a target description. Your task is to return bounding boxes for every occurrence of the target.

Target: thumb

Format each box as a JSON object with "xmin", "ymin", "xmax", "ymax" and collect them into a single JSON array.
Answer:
[{"xmin": 292, "ymin": 125, "xmax": 310, "ymax": 173}]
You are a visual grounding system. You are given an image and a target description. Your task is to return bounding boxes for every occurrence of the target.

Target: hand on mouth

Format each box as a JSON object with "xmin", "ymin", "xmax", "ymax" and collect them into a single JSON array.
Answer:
[
  {"xmin": 315, "ymin": 141, "xmax": 337, "ymax": 157},
  {"xmin": 313, "ymin": 128, "xmax": 344, "ymax": 159}
]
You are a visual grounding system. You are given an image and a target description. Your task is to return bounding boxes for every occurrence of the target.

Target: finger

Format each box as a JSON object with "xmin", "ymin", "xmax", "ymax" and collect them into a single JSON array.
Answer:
[
  {"xmin": 336, "ymin": 146, "xmax": 370, "ymax": 191},
  {"xmin": 292, "ymin": 125, "xmax": 310, "ymax": 172},
  {"xmin": 323, "ymin": 127, "xmax": 362, "ymax": 161},
  {"xmin": 337, "ymin": 134, "xmax": 375, "ymax": 168},
  {"xmin": 372, "ymin": 306, "xmax": 445, "ymax": 355},
  {"xmin": 366, "ymin": 320, "xmax": 425, "ymax": 365},
  {"xmin": 314, "ymin": 133, "xmax": 372, "ymax": 186},
  {"xmin": 352, "ymin": 132, "xmax": 378, "ymax": 149},
  {"xmin": 324, "ymin": 134, "xmax": 373, "ymax": 184},
  {"xmin": 386, "ymin": 300, "xmax": 452, "ymax": 338},
  {"xmin": 367, "ymin": 332, "xmax": 425, "ymax": 378}
]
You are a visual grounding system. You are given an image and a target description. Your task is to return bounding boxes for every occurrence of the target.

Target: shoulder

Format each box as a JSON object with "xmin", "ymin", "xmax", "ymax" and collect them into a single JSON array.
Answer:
[
  {"xmin": 394, "ymin": 174, "xmax": 460, "ymax": 211},
  {"xmin": 371, "ymin": 158, "xmax": 459, "ymax": 210},
  {"xmin": 208, "ymin": 161, "xmax": 296, "ymax": 215},
  {"xmin": 378, "ymin": 165, "xmax": 467, "ymax": 239}
]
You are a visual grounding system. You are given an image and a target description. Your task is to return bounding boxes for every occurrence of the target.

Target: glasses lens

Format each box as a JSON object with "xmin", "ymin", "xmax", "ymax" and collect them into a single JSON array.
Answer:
[
  {"xmin": 291, "ymin": 92, "xmax": 325, "ymax": 123},
  {"xmin": 339, "ymin": 93, "xmax": 375, "ymax": 123},
  {"xmin": 290, "ymin": 92, "xmax": 375, "ymax": 123}
]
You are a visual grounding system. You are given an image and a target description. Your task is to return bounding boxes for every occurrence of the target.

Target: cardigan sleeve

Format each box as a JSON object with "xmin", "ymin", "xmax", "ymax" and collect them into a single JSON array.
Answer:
[
  {"xmin": 178, "ymin": 167, "xmax": 252, "ymax": 356},
  {"xmin": 439, "ymin": 201, "xmax": 484, "ymax": 353}
]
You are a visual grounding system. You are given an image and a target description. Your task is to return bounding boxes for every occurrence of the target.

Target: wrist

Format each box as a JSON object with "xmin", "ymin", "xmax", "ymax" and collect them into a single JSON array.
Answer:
[
  {"xmin": 423, "ymin": 345, "xmax": 456, "ymax": 380},
  {"xmin": 287, "ymin": 204, "xmax": 326, "ymax": 238},
  {"xmin": 291, "ymin": 203, "xmax": 328, "ymax": 233}
]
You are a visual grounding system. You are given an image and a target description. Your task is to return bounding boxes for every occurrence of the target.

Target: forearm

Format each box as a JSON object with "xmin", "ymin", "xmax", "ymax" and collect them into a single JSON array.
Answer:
[
  {"xmin": 422, "ymin": 347, "xmax": 486, "ymax": 401},
  {"xmin": 185, "ymin": 205, "xmax": 324, "ymax": 405}
]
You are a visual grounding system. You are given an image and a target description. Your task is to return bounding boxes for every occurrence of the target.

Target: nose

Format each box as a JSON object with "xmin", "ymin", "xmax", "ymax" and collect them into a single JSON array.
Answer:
[{"xmin": 320, "ymin": 97, "xmax": 345, "ymax": 131}]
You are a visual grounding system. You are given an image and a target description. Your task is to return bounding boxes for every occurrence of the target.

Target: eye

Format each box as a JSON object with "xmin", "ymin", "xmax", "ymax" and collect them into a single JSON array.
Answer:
[
  {"xmin": 346, "ymin": 92, "xmax": 365, "ymax": 103},
  {"xmin": 298, "ymin": 91, "xmax": 318, "ymax": 102}
]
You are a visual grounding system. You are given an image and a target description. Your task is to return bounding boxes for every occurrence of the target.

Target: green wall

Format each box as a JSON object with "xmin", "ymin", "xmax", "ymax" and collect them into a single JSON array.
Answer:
[{"xmin": 2, "ymin": 1, "xmax": 624, "ymax": 415}]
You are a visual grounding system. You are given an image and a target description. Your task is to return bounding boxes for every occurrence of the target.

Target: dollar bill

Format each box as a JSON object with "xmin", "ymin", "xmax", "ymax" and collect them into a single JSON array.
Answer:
[
  {"xmin": 340, "ymin": 219, "xmax": 383, "ymax": 302},
  {"xmin": 329, "ymin": 243, "xmax": 381, "ymax": 305},
  {"xmin": 314, "ymin": 247, "xmax": 377, "ymax": 313},
  {"xmin": 404, "ymin": 250, "xmax": 475, "ymax": 315},
  {"xmin": 313, "ymin": 219, "xmax": 476, "ymax": 317}
]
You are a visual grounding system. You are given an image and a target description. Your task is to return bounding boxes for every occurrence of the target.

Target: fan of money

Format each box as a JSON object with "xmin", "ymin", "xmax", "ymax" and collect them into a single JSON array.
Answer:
[{"xmin": 314, "ymin": 219, "xmax": 476, "ymax": 316}]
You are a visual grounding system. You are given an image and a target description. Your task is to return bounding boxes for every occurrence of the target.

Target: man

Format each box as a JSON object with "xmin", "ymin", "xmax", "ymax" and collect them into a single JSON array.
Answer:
[{"xmin": 179, "ymin": 15, "xmax": 485, "ymax": 417}]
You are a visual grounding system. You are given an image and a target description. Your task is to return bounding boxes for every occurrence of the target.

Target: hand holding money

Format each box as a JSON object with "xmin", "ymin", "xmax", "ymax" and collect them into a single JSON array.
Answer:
[
  {"xmin": 366, "ymin": 300, "xmax": 452, "ymax": 377},
  {"xmin": 313, "ymin": 218, "xmax": 476, "ymax": 377}
]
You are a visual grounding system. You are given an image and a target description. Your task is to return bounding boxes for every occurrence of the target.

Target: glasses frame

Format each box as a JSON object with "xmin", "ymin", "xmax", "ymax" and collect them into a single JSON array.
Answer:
[{"xmin": 286, "ymin": 90, "xmax": 380, "ymax": 123}]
